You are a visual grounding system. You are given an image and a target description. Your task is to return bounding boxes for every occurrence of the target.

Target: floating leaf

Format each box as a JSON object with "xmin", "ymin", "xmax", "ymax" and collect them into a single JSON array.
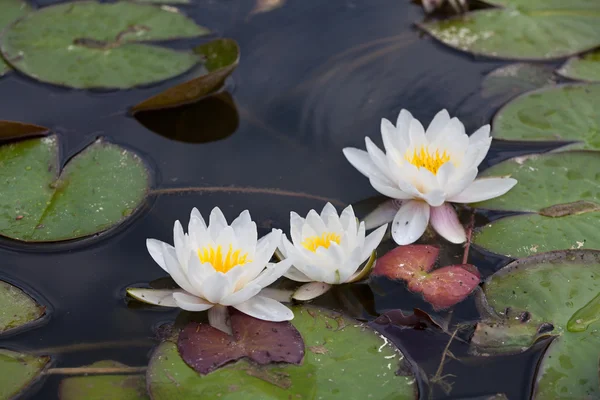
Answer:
[
  {"xmin": 0, "ymin": 120, "xmax": 49, "ymax": 141},
  {"xmin": 473, "ymin": 151, "xmax": 600, "ymax": 257},
  {"xmin": 557, "ymin": 49, "xmax": 600, "ymax": 83},
  {"xmin": 148, "ymin": 306, "xmax": 417, "ymax": 399},
  {"xmin": 0, "ymin": 349, "xmax": 50, "ymax": 400},
  {"xmin": 0, "ymin": 2, "xmax": 209, "ymax": 89},
  {"xmin": 134, "ymin": 92, "xmax": 239, "ymax": 143},
  {"xmin": 131, "ymin": 39, "xmax": 240, "ymax": 112},
  {"xmin": 0, "ymin": 281, "xmax": 45, "ymax": 335},
  {"xmin": 0, "ymin": 0, "xmax": 32, "ymax": 77},
  {"xmin": 481, "ymin": 63, "xmax": 555, "ymax": 99},
  {"xmin": 476, "ymin": 250, "xmax": 600, "ymax": 399},
  {"xmin": 373, "ymin": 245, "xmax": 480, "ymax": 310},
  {"xmin": 178, "ymin": 309, "xmax": 304, "ymax": 375},
  {"xmin": 0, "ymin": 135, "xmax": 150, "ymax": 242},
  {"xmin": 471, "ymin": 318, "xmax": 551, "ymax": 355},
  {"xmin": 491, "ymin": 84, "xmax": 600, "ymax": 150},
  {"xmin": 59, "ymin": 361, "xmax": 148, "ymax": 400},
  {"xmin": 420, "ymin": 1, "xmax": 600, "ymax": 60}
]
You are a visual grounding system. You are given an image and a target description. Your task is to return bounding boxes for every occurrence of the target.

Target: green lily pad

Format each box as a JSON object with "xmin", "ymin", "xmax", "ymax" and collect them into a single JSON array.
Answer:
[
  {"xmin": 147, "ymin": 306, "xmax": 418, "ymax": 399},
  {"xmin": 0, "ymin": 0, "xmax": 32, "ymax": 77},
  {"xmin": 476, "ymin": 250, "xmax": 600, "ymax": 399},
  {"xmin": 0, "ymin": 135, "xmax": 150, "ymax": 242},
  {"xmin": 0, "ymin": 349, "xmax": 50, "ymax": 400},
  {"xmin": 420, "ymin": 0, "xmax": 600, "ymax": 60},
  {"xmin": 481, "ymin": 63, "xmax": 555, "ymax": 99},
  {"xmin": 0, "ymin": 281, "xmax": 45, "ymax": 335},
  {"xmin": 558, "ymin": 50, "xmax": 600, "ymax": 83},
  {"xmin": 0, "ymin": 1, "xmax": 209, "ymax": 89},
  {"xmin": 490, "ymin": 84, "xmax": 600, "ymax": 150},
  {"xmin": 473, "ymin": 151, "xmax": 600, "ymax": 257},
  {"xmin": 131, "ymin": 38, "xmax": 240, "ymax": 112},
  {"xmin": 59, "ymin": 361, "xmax": 149, "ymax": 400}
]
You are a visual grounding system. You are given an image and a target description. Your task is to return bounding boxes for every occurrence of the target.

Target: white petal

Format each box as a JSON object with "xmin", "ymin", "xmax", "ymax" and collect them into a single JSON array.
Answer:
[
  {"xmin": 162, "ymin": 243, "xmax": 201, "ymax": 296},
  {"xmin": 426, "ymin": 109, "xmax": 450, "ymax": 142},
  {"xmin": 253, "ymin": 229, "xmax": 282, "ymax": 267},
  {"xmin": 360, "ymin": 224, "xmax": 387, "ymax": 262},
  {"xmin": 448, "ymin": 177, "xmax": 517, "ymax": 203},
  {"xmin": 284, "ymin": 266, "xmax": 314, "ymax": 282},
  {"xmin": 339, "ymin": 205, "xmax": 357, "ymax": 233},
  {"xmin": 370, "ymin": 177, "xmax": 414, "ymax": 199},
  {"xmin": 430, "ymin": 203, "xmax": 466, "ymax": 244},
  {"xmin": 249, "ymin": 258, "xmax": 293, "ymax": 288},
  {"xmin": 172, "ymin": 292, "xmax": 214, "ymax": 312},
  {"xmin": 290, "ymin": 212, "xmax": 305, "ymax": 246},
  {"xmin": 445, "ymin": 167, "xmax": 478, "ymax": 199},
  {"xmin": 216, "ymin": 226, "xmax": 236, "ymax": 248},
  {"xmin": 208, "ymin": 207, "xmax": 228, "ymax": 241},
  {"xmin": 343, "ymin": 148, "xmax": 388, "ymax": 181},
  {"xmin": 320, "ymin": 202, "xmax": 339, "ymax": 225},
  {"xmin": 395, "ymin": 109, "xmax": 414, "ymax": 143},
  {"xmin": 233, "ymin": 295, "xmax": 293, "ymax": 322},
  {"xmin": 306, "ymin": 210, "xmax": 327, "ymax": 235},
  {"xmin": 231, "ymin": 210, "xmax": 257, "ymax": 249},
  {"xmin": 219, "ymin": 284, "xmax": 262, "ymax": 306},
  {"xmin": 391, "ymin": 200, "xmax": 431, "ymax": 245},
  {"xmin": 186, "ymin": 252, "xmax": 214, "ymax": 294},
  {"xmin": 189, "ymin": 212, "xmax": 209, "ymax": 248},
  {"xmin": 146, "ymin": 239, "xmax": 169, "ymax": 272},
  {"xmin": 173, "ymin": 220, "xmax": 189, "ymax": 266},
  {"xmin": 363, "ymin": 199, "xmax": 400, "ymax": 230},
  {"xmin": 127, "ymin": 288, "xmax": 180, "ymax": 307},
  {"xmin": 190, "ymin": 207, "xmax": 206, "ymax": 228},
  {"xmin": 381, "ymin": 119, "xmax": 404, "ymax": 158},
  {"xmin": 201, "ymin": 272, "xmax": 232, "ymax": 304},
  {"xmin": 208, "ymin": 305, "xmax": 231, "ymax": 334},
  {"xmin": 259, "ymin": 288, "xmax": 293, "ymax": 303},
  {"xmin": 436, "ymin": 162, "xmax": 454, "ymax": 189},
  {"xmin": 292, "ymin": 282, "xmax": 332, "ymax": 301},
  {"xmin": 408, "ymin": 118, "xmax": 427, "ymax": 150},
  {"xmin": 365, "ymin": 137, "xmax": 394, "ymax": 180},
  {"xmin": 423, "ymin": 189, "xmax": 446, "ymax": 207}
]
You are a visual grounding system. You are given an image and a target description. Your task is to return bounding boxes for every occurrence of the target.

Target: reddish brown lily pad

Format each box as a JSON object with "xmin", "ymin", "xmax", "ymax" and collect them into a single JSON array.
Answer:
[
  {"xmin": 373, "ymin": 245, "xmax": 480, "ymax": 310},
  {"xmin": 177, "ymin": 309, "xmax": 304, "ymax": 375}
]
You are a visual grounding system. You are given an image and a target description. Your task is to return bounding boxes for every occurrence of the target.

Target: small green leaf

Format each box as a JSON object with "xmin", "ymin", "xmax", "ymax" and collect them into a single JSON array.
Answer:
[
  {"xmin": 0, "ymin": 281, "xmax": 45, "ymax": 335},
  {"xmin": 558, "ymin": 49, "xmax": 600, "ymax": 83},
  {"xmin": 59, "ymin": 361, "xmax": 149, "ymax": 400},
  {"xmin": 0, "ymin": 0, "xmax": 32, "ymax": 77},
  {"xmin": 0, "ymin": 349, "xmax": 50, "ymax": 400},
  {"xmin": 0, "ymin": 1, "xmax": 209, "ymax": 89},
  {"xmin": 0, "ymin": 135, "xmax": 150, "ymax": 242},
  {"xmin": 567, "ymin": 292, "xmax": 600, "ymax": 332},
  {"xmin": 131, "ymin": 39, "xmax": 240, "ymax": 112}
]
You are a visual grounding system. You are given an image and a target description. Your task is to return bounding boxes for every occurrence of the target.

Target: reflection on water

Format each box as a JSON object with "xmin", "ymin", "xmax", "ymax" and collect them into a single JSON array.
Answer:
[{"xmin": 0, "ymin": 0, "xmax": 547, "ymax": 398}]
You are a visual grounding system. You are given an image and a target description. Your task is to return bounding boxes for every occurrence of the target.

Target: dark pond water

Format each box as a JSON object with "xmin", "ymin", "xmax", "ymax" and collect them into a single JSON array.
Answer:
[{"xmin": 0, "ymin": 0, "xmax": 566, "ymax": 398}]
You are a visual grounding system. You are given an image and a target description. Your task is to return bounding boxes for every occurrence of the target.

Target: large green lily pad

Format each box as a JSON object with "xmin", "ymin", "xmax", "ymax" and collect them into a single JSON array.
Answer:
[
  {"xmin": 0, "ymin": 0, "xmax": 32, "ymax": 77},
  {"xmin": 490, "ymin": 84, "xmax": 600, "ymax": 150},
  {"xmin": 0, "ymin": 280, "xmax": 45, "ymax": 335},
  {"xmin": 558, "ymin": 50, "xmax": 600, "ymax": 83},
  {"xmin": 473, "ymin": 151, "xmax": 600, "ymax": 257},
  {"xmin": 420, "ymin": 0, "xmax": 600, "ymax": 60},
  {"xmin": 0, "ymin": 1, "xmax": 209, "ymax": 89},
  {"xmin": 147, "ymin": 306, "xmax": 417, "ymax": 399},
  {"xmin": 59, "ymin": 361, "xmax": 149, "ymax": 400},
  {"xmin": 0, "ymin": 135, "xmax": 150, "ymax": 242},
  {"xmin": 0, "ymin": 349, "xmax": 50, "ymax": 400},
  {"xmin": 475, "ymin": 250, "xmax": 600, "ymax": 399}
]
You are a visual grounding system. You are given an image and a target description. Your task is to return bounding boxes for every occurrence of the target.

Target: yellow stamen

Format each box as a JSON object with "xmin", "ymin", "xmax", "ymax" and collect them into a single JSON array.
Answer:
[
  {"xmin": 405, "ymin": 146, "xmax": 450, "ymax": 174},
  {"xmin": 302, "ymin": 232, "xmax": 341, "ymax": 252},
  {"xmin": 197, "ymin": 245, "xmax": 251, "ymax": 273}
]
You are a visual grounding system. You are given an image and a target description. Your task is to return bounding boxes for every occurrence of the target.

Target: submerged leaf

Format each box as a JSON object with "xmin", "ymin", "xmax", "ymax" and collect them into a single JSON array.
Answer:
[
  {"xmin": 131, "ymin": 39, "xmax": 240, "ymax": 112},
  {"xmin": 0, "ymin": 120, "xmax": 49, "ymax": 141},
  {"xmin": 557, "ymin": 49, "xmax": 600, "ymax": 83},
  {"xmin": 177, "ymin": 309, "xmax": 304, "ymax": 375},
  {"xmin": 0, "ymin": 349, "xmax": 50, "ymax": 399},
  {"xmin": 420, "ymin": 0, "xmax": 600, "ymax": 60},
  {"xmin": 148, "ymin": 306, "xmax": 418, "ymax": 399},
  {"xmin": 0, "ymin": 135, "xmax": 150, "ymax": 242},
  {"xmin": 0, "ymin": 2, "xmax": 208, "ymax": 89},
  {"xmin": 0, "ymin": 281, "xmax": 45, "ymax": 335}
]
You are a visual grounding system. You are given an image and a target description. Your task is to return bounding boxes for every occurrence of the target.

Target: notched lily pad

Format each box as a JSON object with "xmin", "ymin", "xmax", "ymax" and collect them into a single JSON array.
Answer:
[
  {"xmin": 59, "ymin": 360, "xmax": 148, "ymax": 400},
  {"xmin": 178, "ymin": 309, "xmax": 304, "ymax": 375},
  {"xmin": 0, "ymin": 0, "xmax": 33, "ymax": 77},
  {"xmin": 373, "ymin": 245, "xmax": 480, "ymax": 310},
  {"xmin": 0, "ymin": 280, "xmax": 45, "ymax": 335},
  {"xmin": 0, "ymin": 349, "xmax": 50, "ymax": 400},
  {"xmin": 131, "ymin": 39, "xmax": 240, "ymax": 112},
  {"xmin": 558, "ymin": 49, "xmax": 600, "ymax": 83},
  {"xmin": 0, "ymin": 134, "xmax": 150, "ymax": 242},
  {"xmin": 1, "ymin": 1, "xmax": 209, "ymax": 89},
  {"xmin": 148, "ymin": 306, "xmax": 418, "ymax": 399}
]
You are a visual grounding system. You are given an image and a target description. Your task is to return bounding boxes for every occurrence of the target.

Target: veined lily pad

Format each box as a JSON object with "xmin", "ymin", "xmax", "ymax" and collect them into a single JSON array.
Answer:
[
  {"xmin": 420, "ymin": 0, "xmax": 600, "ymax": 60},
  {"xmin": 131, "ymin": 39, "xmax": 240, "ymax": 112},
  {"xmin": 59, "ymin": 361, "xmax": 148, "ymax": 400},
  {"xmin": 0, "ymin": 1, "xmax": 209, "ymax": 89},
  {"xmin": 0, "ymin": 280, "xmax": 45, "ymax": 335},
  {"xmin": 0, "ymin": 135, "xmax": 150, "ymax": 242},
  {"xmin": 473, "ymin": 250, "xmax": 600, "ymax": 399},
  {"xmin": 557, "ymin": 50, "xmax": 600, "ymax": 83},
  {"xmin": 0, "ymin": 349, "xmax": 50, "ymax": 400},
  {"xmin": 0, "ymin": 0, "xmax": 32, "ymax": 77},
  {"xmin": 147, "ymin": 306, "xmax": 418, "ymax": 399},
  {"xmin": 491, "ymin": 84, "xmax": 600, "ymax": 150},
  {"xmin": 473, "ymin": 151, "xmax": 600, "ymax": 257}
]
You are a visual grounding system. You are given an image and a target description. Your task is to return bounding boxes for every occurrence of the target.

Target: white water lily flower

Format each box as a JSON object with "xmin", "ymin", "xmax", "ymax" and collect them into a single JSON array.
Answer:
[
  {"xmin": 130, "ymin": 207, "xmax": 294, "ymax": 332},
  {"xmin": 343, "ymin": 109, "xmax": 517, "ymax": 245},
  {"xmin": 279, "ymin": 203, "xmax": 387, "ymax": 301}
]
